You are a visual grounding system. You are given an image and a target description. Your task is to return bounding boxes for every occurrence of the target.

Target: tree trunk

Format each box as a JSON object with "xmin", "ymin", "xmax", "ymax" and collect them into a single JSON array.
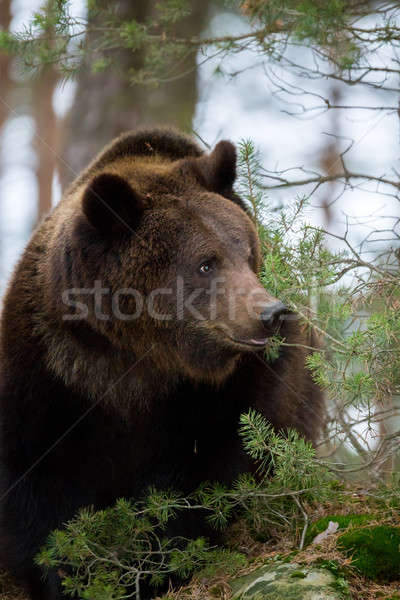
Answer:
[
  {"xmin": 32, "ymin": 0, "xmax": 60, "ymax": 221},
  {"xmin": 318, "ymin": 85, "xmax": 342, "ymax": 227},
  {"xmin": 32, "ymin": 65, "xmax": 59, "ymax": 220},
  {"xmin": 0, "ymin": 0, "xmax": 12, "ymax": 132},
  {"xmin": 0, "ymin": 0, "xmax": 12, "ymax": 289},
  {"xmin": 61, "ymin": 0, "xmax": 212, "ymax": 185}
]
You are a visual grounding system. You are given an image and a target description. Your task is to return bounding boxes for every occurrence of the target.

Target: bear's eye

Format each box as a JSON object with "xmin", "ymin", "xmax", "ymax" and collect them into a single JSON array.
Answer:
[{"xmin": 198, "ymin": 261, "xmax": 214, "ymax": 275}]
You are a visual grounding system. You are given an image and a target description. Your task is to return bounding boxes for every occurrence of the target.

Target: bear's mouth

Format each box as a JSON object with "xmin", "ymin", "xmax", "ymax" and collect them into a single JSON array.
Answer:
[
  {"xmin": 226, "ymin": 334, "xmax": 269, "ymax": 349},
  {"xmin": 212, "ymin": 326, "xmax": 269, "ymax": 350}
]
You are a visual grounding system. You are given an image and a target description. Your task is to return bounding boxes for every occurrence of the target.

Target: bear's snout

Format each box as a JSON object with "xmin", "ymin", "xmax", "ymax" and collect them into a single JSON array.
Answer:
[{"xmin": 260, "ymin": 301, "xmax": 291, "ymax": 332}]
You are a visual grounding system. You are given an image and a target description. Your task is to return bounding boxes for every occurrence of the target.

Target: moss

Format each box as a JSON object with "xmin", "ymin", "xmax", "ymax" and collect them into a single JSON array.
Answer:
[
  {"xmin": 290, "ymin": 570, "xmax": 307, "ymax": 578},
  {"xmin": 330, "ymin": 576, "xmax": 351, "ymax": 599},
  {"xmin": 318, "ymin": 560, "xmax": 351, "ymax": 599},
  {"xmin": 242, "ymin": 584, "xmax": 329, "ymax": 599},
  {"xmin": 209, "ymin": 583, "xmax": 225, "ymax": 597},
  {"xmin": 338, "ymin": 526, "xmax": 400, "ymax": 582},
  {"xmin": 230, "ymin": 562, "xmax": 342, "ymax": 599},
  {"xmin": 305, "ymin": 513, "xmax": 373, "ymax": 545}
]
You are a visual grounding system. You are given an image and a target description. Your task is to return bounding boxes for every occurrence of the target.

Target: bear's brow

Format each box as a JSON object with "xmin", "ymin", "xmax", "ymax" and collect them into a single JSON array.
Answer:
[
  {"xmin": 189, "ymin": 236, "xmax": 223, "ymax": 257},
  {"xmin": 183, "ymin": 199, "xmax": 254, "ymax": 260},
  {"xmin": 191, "ymin": 226, "xmax": 251, "ymax": 263}
]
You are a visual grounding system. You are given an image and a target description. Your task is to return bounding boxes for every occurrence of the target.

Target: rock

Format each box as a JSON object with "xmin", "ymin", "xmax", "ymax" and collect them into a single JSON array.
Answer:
[
  {"xmin": 230, "ymin": 562, "xmax": 345, "ymax": 599},
  {"xmin": 311, "ymin": 520, "xmax": 339, "ymax": 545}
]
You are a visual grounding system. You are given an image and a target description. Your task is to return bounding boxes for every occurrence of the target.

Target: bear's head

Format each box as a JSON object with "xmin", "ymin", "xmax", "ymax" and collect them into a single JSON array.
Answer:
[{"xmin": 58, "ymin": 139, "xmax": 290, "ymax": 384}]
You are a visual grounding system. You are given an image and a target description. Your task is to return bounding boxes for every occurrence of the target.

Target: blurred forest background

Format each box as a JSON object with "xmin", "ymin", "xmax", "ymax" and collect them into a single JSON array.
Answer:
[
  {"xmin": 1, "ymin": 2, "xmax": 400, "ymax": 597},
  {"xmin": 1, "ymin": 0, "xmax": 400, "ymax": 481},
  {"xmin": 1, "ymin": 0, "xmax": 399, "ymax": 289}
]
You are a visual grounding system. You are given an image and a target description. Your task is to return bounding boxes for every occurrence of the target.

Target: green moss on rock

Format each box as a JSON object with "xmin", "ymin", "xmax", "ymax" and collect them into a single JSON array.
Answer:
[
  {"xmin": 230, "ymin": 562, "xmax": 347, "ymax": 599},
  {"xmin": 305, "ymin": 513, "xmax": 373, "ymax": 545},
  {"xmin": 338, "ymin": 525, "xmax": 400, "ymax": 582}
]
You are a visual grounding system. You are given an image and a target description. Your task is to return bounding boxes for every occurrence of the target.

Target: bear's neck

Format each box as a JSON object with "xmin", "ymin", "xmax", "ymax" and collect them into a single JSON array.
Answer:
[{"xmin": 37, "ymin": 317, "xmax": 177, "ymax": 413}]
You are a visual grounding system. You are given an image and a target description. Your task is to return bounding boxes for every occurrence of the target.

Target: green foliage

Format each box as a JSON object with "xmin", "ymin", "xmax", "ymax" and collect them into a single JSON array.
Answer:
[
  {"xmin": 338, "ymin": 526, "xmax": 400, "ymax": 582},
  {"xmin": 240, "ymin": 0, "xmax": 348, "ymax": 46},
  {"xmin": 237, "ymin": 139, "xmax": 265, "ymax": 222},
  {"xmin": 229, "ymin": 0, "xmax": 364, "ymax": 73},
  {"xmin": 369, "ymin": 479, "xmax": 400, "ymax": 510},
  {"xmin": 237, "ymin": 137, "xmax": 400, "ymax": 480},
  {"xmin": 119, "ymin": 20, "xmax": 147, "ymax": 52},
  {"xmin": 0, "ymin": 29, "xmax": 19, "ymax": 54},
  {"xmin": 259, "ymin": 215, "xmax": 341, "ymax": 305},
  {"xmin": 36, "ymin": 410, "xmax": 333, "ymax": 598},
  {"xmin": 306, "ymin": 300, "xmax": 400, "ymax": 413},
  {"xmin": 236, "ymin": 137, "xmax": 344, "ymax": 309},
  {"xmin": 37, "ymin": 494, "xmax": 245, "ymax": 598},
  {"xmin": 239, "ymin": 410, "xmax": 327, "ymax": 493},
  {"xmin": 197, "ymin": 410, "xmax": 332, "ymax": 544},
  {"xmin": 317, "ymin": 560, "xmax": 351, "ymax": 598},
  {"xmin": 0, "ymin": 0, "xmax": 193, "ymax": 83},
  {"xmin": 3, "ymin": 0, "xmax": 391, "ymax": 84},
  {"xmin": 197, "ymin": 548, "xmax": 247, "ymax": 578},
  {"xmin": 155, "ymin": 0, "xmax": 192, "ymax": 24}
]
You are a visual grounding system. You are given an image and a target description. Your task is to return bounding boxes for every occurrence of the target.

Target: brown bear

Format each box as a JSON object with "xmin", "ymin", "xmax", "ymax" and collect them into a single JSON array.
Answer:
[{"xmin": 0, "ymin": 128, "xmax": 322, "ymax": 600}]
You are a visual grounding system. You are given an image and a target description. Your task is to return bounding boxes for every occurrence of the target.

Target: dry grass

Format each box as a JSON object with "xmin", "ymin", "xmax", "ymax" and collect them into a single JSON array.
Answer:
[
  {"xmin": 160, "ymin": 486, "xmax": 400, "ymax": 600},
  {"xmin": 1, "ymin": 487, "xmax": 399, "ymax": 599},
  {"xmin": 0, "ymin": 571, "xmax": 27, "ymax": 600}
]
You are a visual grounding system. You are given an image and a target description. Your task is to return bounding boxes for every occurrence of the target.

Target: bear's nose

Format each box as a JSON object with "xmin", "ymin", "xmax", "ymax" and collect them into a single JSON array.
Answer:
[{"xmin": 260, "ymin": 301, "xmax": 290, "ymax": 331}]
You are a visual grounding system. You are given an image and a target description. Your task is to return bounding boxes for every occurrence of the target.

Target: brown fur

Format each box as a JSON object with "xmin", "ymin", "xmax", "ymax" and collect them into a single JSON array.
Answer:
[
  {"xmin": 0, "ymin": 127, "xmax": 323, "ymax": 600},
  {"xmin": 4, "ymin": 129, "xmax": 266, "ymax": 405}
]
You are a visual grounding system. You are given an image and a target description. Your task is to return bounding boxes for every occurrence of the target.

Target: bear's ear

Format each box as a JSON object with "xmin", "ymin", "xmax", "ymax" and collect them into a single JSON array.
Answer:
[
  {"xmin": 192, "ymin": 140, "xmax": 236, "ymax": 194},
  {"xmin": 82, "ymin": 173, "xmax": 144, "ymax": 234}
]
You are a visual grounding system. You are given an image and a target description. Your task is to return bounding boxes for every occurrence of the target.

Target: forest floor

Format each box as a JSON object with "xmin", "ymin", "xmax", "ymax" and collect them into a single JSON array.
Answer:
[
  {"xmin": 0, "ymin": 487, "xmax": 399, "ymax": 599},
  {"xmin": 160, "ymin": 486, "xmax": 400, "ymax": 600},
  {"xmin": 0, "ymin": 571, "xmax": 26, "ymax": 600}
]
